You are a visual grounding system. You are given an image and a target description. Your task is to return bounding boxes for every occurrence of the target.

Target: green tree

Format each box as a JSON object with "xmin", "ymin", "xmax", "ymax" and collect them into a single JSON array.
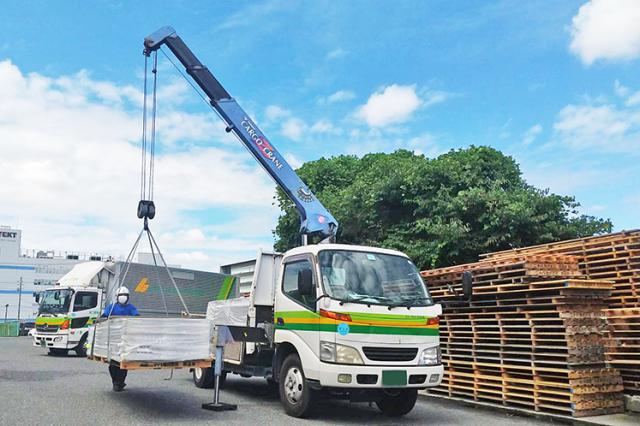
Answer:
[{"xmin": 274, "ymin": 146, "xmax": 612, "ymax": 269}]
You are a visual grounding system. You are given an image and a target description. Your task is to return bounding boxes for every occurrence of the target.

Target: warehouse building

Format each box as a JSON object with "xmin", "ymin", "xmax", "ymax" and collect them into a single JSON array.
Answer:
[{"xmin": 0, "ymin": 226, "xmax": 112, "ymax": 321}]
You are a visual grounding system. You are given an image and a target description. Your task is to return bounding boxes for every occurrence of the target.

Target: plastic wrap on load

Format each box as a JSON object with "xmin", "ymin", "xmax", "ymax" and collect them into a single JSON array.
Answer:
[
  {"xmin": 206, "ymin": 298, "xmax": 250, "ymax": 327},
  {"xmin": 92, "ymin": 318, "xmax": 213, "ymax": 362}
]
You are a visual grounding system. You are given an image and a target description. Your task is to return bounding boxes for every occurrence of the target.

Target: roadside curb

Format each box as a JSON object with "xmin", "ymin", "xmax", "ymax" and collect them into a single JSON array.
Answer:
[{"xmin": 419, "ymin": 393, "xmax": 625, "ymax": 426}]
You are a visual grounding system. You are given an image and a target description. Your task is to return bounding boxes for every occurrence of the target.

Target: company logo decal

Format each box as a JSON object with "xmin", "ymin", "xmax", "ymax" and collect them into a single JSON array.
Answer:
[
  {"xmin": 297, "ymin": 187, "xmax": 314, "ymax": 203},
  {"xmin": 337, "ymin": 323, "xmax": 350, "ymax": 336},
  {"xmin": 241, "ymin": 117, "xmax": 283, "ymax": 170}
]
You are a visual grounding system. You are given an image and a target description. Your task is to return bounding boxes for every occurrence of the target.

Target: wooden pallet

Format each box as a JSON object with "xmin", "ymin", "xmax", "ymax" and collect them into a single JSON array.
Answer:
[
  {"xmin": 422, "ymin": 252, "xmax": 625, "ymax": 416},
  {"xmin": 88, "ymin": 355, "xmax": 212, "ymax": 370}
]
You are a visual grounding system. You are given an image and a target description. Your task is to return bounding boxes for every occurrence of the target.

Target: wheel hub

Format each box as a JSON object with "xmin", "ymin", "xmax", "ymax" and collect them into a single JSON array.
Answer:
[
  {"xmin": 284, "ymin": 367, "xmax": 304, "ymax": 404},
  {"xmin": 194, "ymin": 368, "xmax": 202, "ymax": 380}
]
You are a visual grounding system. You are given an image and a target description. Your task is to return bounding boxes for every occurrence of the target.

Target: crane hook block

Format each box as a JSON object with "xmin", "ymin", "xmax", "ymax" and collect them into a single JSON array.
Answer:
[{"xmin": 137, "ymin": 200, "xmax": 156, "ymax": 220}]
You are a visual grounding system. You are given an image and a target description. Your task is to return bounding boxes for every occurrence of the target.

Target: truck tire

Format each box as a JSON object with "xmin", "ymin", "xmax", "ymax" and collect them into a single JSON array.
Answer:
[
  {"xmin": 279, "ymin": 354, "xmax": 316, "ymax": 418},
  {"xmin": 193, "ymin": 367, "xmax": 226, "ymax": 389},
  {"xmin": 74, "ymin": 334, "xmax": 88, "ymax": 357},
  {"xmin": 48, "ymin": 348, "xmax": 68, "ymax": 356},
  {"xmin": 375, "ymin": 389, "xmax": 418, "ymax": 417}
]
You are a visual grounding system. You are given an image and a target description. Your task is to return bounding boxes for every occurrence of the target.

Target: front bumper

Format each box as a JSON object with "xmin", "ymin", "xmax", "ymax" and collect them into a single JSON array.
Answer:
[
  {"xmin": 312, "ymin": 362, "xmax": 443, "ymax": 388},
  {"xmin": 33, "ymin": 332, "xmax": 76, "ymax": 349}
]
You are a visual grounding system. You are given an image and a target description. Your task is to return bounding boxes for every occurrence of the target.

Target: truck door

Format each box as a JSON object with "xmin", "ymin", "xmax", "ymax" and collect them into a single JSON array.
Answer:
[
  {"xmin": 70, "ymin": 291, "xmax": 100, "ymax": 340},
  {"xmin": 278, "ymin": 256, "xmax": 325, "ymax": 355}
]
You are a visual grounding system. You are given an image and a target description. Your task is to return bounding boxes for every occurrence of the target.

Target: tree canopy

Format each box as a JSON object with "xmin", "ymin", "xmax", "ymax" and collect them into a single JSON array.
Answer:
[{"xmin": 274, "ymin": 147, "xmax": 613, "ymax": 269}]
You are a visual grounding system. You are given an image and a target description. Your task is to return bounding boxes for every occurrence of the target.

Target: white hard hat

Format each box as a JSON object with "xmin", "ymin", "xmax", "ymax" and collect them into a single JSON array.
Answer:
[{"xmin": 117, "ymin": 286, "xmax": 130, "ymax": 296}]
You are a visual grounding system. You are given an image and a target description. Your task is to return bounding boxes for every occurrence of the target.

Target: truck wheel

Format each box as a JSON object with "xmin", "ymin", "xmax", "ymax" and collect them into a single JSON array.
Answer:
[
  {"xmin": 279, "ymin": 354, "xmax": 316, "ymax": 418},
  {"xmin": 74, "ymin": 334, "xmax": 88, "ymax": 357},
  {"xmin": 375, "ymin": 389, "xmax": 418, "ymax": 417},
  {"xmin": 48, "ymin": 348, "xmax": 68, "ymax": 356},
  {"xmin": 193, "ymin": 367, "xmax": 226, "ymax": 389}
]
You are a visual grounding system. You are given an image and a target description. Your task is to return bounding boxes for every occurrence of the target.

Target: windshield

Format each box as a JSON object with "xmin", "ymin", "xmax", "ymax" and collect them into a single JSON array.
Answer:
[
  {"xmin": 318, "ymin": 250, "xmax": 433, "ymax": 307},
  {"xmin": 38, "ymin": 289, "xmax": 73, "ymax": 315}
]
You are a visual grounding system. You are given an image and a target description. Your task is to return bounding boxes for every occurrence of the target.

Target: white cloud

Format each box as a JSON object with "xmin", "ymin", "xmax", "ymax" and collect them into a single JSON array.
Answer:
[
  {"xmin": 355, "ymin": 84, "xmax": 423, "ymax": 127},
  {"xmin": 522, "ymin": 124, "xmax": 543, "ymax": 146},
  {"xmin": 326, "ymin": 48, "xmax": 348, "ymax": 60},
  {"xmin": 284, "ymin": 153, "xmax": 304, "ymax": 169},
  {"xmin": 265, "ymin": 104, "xmax": 290, "ymax": 121},
  {"xmin": 553, "ymin": 103, "xmax": 640, "ymax": 151},
  {"xmin": 421, "ymin": 90, "xmax": 453, "ymax": 107},
  {"xmin": 569, "ymin": 0, "xmax": 640, "ymax": 65},
  {"xmin": 614, "ymin": 80, "xmax": 630, "ymax": 98},
  {"xmin": 281, "ymin": 118, "xmax": 306, "ymax": 141},
  {"xmin": 0, "ymin": 59, "xmax": 275, "ymax": 270},
  {"xmin": 310, "ymin": 119, "xmax": 341, "ymax": 135},
  {"xmin": 325, "ymin": 90, "xmax": 356, "ymax": 104}
]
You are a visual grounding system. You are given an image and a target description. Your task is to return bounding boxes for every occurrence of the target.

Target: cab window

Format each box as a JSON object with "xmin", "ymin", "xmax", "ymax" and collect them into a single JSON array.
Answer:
[
  {"xmin": 282, "ymin": 259, "xmax": 316, "ymax": 310},
  {"xmin": 73, "ymin": 292, "xmax": 98, "ymax": 312}
]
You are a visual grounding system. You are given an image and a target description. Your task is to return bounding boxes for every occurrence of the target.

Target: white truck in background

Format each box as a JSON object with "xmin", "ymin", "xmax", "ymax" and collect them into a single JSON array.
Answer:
[{"xmin": 33, "ymin": 262, "xmax": 110, "ymax": 356}]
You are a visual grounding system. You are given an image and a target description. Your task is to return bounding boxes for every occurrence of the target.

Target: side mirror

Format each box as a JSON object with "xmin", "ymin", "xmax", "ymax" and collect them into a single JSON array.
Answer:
[
  {"xmin": 297, "ymin": 269, "xmax": 313, "ymax": 296},
  {"xmin": 34, "ymin": 293, "xmax": 40, "ymax": 303},
  {"xmin": 53, "ymin": 291, "xmax": 59, "ymax": 301},
  {"xmin": 461, "ymin": 271, "xmax": 473, "ymax": 302}
]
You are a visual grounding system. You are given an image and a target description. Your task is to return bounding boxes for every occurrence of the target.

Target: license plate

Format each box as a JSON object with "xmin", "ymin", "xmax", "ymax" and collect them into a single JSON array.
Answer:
[
  {"xmin": 40, "ymin": 339, "xmax": 46, "ymax": 348},
  {"xmin": 382, "ymin": 370, "xmax": 407, "ymax": 386}
]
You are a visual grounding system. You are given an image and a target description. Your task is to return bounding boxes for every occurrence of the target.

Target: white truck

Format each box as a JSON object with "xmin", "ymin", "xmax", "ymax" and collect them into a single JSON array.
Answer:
[
  {"xmin": 197, "ymin": 247, "xmax": 469, "ymax": 418},
  {"xmin": 33, "ymin": 262, "xmax": 110, "ymax": 356}
]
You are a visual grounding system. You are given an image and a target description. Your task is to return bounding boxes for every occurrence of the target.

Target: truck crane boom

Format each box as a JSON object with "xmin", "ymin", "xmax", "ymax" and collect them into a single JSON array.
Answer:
[{"xmin": 143, "ymin": 26, "xmax": 338, "ymax": 243}]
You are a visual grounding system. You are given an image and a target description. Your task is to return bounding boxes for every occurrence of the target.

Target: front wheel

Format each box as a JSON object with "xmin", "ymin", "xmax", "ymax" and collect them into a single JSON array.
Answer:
[
  {"xmin": 376, "ymin": 388, "xmax": 418, "ymax": 417},
  {"xmin": 74, "ymin": 334, "xmax": 88, "ymax": 357},
  {"xmin": 278, "ymin": 354, "xmax": 316, "ymax": 418}
]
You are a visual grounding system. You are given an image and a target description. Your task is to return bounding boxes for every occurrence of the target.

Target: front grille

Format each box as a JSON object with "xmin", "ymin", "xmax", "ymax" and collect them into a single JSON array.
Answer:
[
  {"xmin": 36, "ymin": 324, "xmax": 59, "ymax": 333},
  {"xmin": 362, "ymin": 347, "xmax": 418, "ymax": 362}
]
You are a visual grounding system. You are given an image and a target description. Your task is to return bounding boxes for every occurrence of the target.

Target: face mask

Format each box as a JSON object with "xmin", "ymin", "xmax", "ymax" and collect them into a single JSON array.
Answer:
[{"xmin": 117, "ymin": 295, "xmax": 128, "ymax": 305}]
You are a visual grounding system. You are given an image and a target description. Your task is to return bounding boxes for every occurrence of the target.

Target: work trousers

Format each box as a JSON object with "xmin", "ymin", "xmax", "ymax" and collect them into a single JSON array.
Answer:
[{"xmin": 109, "ymin": 364, "xmax": 128, "ymax": 385}]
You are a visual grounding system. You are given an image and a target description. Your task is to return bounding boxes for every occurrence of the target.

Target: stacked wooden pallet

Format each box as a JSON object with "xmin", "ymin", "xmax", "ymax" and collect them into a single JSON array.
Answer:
[
  {"xmin": 604, "ymin": 308, "xmax": 640, "ymax": 395},
  {"xmin": 481, "ymin": 230, "xmax": 640, "ymax": 309},
  {"xmin": 422, "ymin": 255, "xmax": 624, "ymax": 417}
]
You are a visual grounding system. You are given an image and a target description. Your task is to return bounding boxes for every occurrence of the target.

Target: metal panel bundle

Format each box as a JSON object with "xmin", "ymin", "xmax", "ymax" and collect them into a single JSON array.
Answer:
[
  {"xmin": 91, "ymin": 318, "xmax": 214, "ymax": 369},
  {"xmin": 422, "ymin": 255, "xmax": 624, "ymax": 417}
]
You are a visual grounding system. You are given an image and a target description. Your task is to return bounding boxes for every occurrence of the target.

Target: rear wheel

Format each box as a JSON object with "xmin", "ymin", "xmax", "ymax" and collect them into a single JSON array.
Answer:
[
  {"xmin": 48, "ymin": 348, "xmax": 68, "ymax": 356},
  {"xmin": 193, "ymin": 367, "xmax": 226, "ymax": 389},
  {"xmin": 375, "ymin": 388, "xmax": 418, "ymax": 417},
  {"xmin": 278, "ymin": 354, "xmax": 316, "ymax": 418}
]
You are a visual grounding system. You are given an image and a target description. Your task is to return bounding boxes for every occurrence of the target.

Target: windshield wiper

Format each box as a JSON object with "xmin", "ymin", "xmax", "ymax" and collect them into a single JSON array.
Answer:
[
  {"xmin": 339, "ymin": 295, "xmax": 389, "ymax": 306},
  {"xmin": 388, "ymin": 296, "xmax": 433, "ymax": 309}
]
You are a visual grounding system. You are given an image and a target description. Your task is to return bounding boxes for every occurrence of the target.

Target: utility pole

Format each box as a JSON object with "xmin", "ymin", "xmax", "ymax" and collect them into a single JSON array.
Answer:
[
  {"xmin": 3, "ymin": 304, "xmax": 8, "ymax": 323},
  {"xmin": 17, "ymin": 277, "xmax": 23, "ymax": 322}
]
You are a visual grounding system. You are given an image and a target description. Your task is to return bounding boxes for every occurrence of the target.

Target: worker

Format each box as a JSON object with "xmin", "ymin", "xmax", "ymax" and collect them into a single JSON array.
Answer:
[{"xmin": 101, "ymin": 286, "xmax": 139, "ymax": 392}]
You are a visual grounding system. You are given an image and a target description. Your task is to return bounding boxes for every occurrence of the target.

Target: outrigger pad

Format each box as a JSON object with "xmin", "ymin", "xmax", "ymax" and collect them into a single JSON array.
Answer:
[{"xmin": 201, "ymin": 402, "xmax": 238, "ymax": 412}]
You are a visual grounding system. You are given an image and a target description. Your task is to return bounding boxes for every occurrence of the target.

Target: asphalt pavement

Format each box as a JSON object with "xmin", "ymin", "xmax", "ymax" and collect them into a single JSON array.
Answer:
[{"xmin": 0, "ymin": 337, "xmax": 554, "ymax": 425}]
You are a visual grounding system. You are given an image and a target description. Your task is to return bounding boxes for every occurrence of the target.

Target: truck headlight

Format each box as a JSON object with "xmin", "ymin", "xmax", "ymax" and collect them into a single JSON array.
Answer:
[
  {"xmin": 418, "ymin": 346, "xmax": 441, "ymax": 365},
  {"xmin": 320, "ymin": 341, "xmax": 364, "ymax": 365}
]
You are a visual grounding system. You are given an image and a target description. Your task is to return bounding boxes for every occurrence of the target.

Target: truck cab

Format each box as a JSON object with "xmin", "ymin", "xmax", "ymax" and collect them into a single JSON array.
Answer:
[
  {"xmin": 33, "ymin": 262, "xmax": 108, "ymax": 356},
  {"xmin": 202, "ymin": 244, "xmax": 446, "ymax": 418}
]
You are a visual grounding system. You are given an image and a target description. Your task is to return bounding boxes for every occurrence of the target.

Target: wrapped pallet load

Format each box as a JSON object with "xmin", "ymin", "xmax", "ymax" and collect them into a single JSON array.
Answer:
[{"xmin": 92, "ymin": 318, "xmax": 214, "ymax": 363}]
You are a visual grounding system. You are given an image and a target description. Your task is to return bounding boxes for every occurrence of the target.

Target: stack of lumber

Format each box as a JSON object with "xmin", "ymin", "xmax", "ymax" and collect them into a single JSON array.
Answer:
[
  {"xmin": 481, "ymin": 230, "xmax": 640, "ymax": 309},
  {"xmin": 604, "ymin": 308, "xmax": 640, "ymax": 395},
  {"xmin": 422, "ymin": 254, "xmax": 624, "ymax": 417}
]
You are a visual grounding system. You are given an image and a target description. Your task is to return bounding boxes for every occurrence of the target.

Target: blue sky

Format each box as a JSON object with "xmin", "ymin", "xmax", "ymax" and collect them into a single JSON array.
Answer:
[{"xmin": 0, "ymin": 0, "xmax": 638, "ymax": 270}]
